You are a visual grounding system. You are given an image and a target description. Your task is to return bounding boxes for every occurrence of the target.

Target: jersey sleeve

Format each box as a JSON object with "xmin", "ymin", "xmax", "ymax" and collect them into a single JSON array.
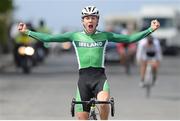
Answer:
[
  {"xmin": 25, "ymin": 30, "xmax": 73, "ymax": 42},
  {"xmin": 107, "ymin": 27, "xmax": 153, "ymax": 43}
]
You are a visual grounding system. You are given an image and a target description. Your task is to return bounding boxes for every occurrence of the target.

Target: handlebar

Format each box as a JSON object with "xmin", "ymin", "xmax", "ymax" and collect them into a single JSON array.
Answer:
[{"xmin": 71, "ymin": 97, "xmax": 115, "ymax": 117}]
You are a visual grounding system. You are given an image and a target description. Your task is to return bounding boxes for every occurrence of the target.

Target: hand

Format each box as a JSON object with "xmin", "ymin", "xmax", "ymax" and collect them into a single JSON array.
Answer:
[
  {"xmin": 18, "ymin": 22, "xmax": 27, "ymax": 33},
  {"xmin": 150, "ymin": 19, "xmax": 160, "ymax": 31}
]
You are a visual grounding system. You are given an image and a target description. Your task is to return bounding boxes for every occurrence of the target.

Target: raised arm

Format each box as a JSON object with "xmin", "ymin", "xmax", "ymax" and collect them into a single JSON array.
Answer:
[
  {"xmin": 18, "ymin": 22, "xmax": 72, "ymax": 42},
  {"xmin": 108, "ymin": 20, "xmax": 160, "ymax": 43}
]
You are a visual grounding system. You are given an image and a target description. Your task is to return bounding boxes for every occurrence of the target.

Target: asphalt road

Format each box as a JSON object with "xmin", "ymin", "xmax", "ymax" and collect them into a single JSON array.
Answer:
[{"xmin": 0, "ymin": 52, "xmax": 180, "ymax": 120}]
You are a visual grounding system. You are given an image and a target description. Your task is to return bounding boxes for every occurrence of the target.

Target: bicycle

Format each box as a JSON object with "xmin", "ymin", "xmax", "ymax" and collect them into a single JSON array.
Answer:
[{"xmin": 71, "ymin": 97, "xmax": 115, "ymax": 120}]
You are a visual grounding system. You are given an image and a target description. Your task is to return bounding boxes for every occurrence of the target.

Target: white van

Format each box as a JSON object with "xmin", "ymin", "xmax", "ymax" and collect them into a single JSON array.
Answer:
[{"xmin": 140, "ymin": 6, "xmax": 180, "ymax": 54}]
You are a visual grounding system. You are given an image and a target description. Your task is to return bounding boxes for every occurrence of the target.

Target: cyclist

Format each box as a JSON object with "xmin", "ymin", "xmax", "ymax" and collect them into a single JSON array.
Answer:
[
  {"xmin": 136, "ymin": 35, "xmax": 162, "ymax": 87},
  {"xmin": 18, "ymin": 6, "xmax": 160, "ymax": 120},
  {"xmin": 13, "ymin": 22, "xmax": 36, "ymax": 67},
  {"xmin": 116, "ymin": 24, "xmax": 137, "ymax": 74}
]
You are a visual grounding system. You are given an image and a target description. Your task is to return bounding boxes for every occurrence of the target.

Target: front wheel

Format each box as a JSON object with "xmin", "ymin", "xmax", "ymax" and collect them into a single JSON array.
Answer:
[
  {"xmin": 23, "ymin": 66, "xmax": 30, "ymax": 74},
  {"xmin": 110, "ymin": 97, "xmax": 115, "ymax": 117},
  {"xmin": 71, "ymin": 98, "xmax": 75, "ymax": 117},
  {"xmin": 144, "ymin": 64, "xmax": 153, "ymax": 98},
  {"xmin": 125, "ymin": 58, "xmax": 130, "ymax": 75},
  {"xmin": 145, "ymin": 85, "xmax": 151, "ymax": 98},
  {"xmin": 22, "ymin": 58, "xmax": 32, "ymax": 74}
]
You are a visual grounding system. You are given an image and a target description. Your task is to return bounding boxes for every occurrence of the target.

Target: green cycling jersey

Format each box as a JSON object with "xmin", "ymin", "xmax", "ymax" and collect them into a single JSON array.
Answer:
[{"xmin": 25, "ymin": 27, "xmax": 153, "ymax": 69}]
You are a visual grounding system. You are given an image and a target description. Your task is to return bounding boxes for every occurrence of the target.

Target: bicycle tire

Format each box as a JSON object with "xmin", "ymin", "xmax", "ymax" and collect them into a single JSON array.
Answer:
[
  {"xmin": 109, "ymin": 97, "xmax": 115, "ymax": 117},
  {"xmin": 145, "ymin": 85, "xmax": 151, "ymax": 98},
  {"xmin": 144, "ymin": 63, "xmax": 153, "ymax": 98},
  {"xmin": 71, "ymin": 98, "xmax": 75, "ymax": 117}
]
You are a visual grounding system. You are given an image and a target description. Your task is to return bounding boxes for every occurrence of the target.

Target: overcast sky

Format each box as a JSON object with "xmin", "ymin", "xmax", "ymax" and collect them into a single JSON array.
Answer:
[{"xmin": 14, "ymin": 0, "xmax": 180, "ymax": 32}]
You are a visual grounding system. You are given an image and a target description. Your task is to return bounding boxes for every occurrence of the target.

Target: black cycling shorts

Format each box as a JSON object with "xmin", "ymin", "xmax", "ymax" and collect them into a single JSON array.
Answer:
[{"xmin": 75, "ymin": 67, "xmax": 110, "ymax": 112}]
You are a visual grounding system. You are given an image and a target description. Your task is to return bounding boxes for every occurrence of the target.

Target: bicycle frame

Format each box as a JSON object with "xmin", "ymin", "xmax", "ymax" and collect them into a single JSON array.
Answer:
[{"xmin": 71, "ymin": 97, "xmax": 115, "ymax": 120}]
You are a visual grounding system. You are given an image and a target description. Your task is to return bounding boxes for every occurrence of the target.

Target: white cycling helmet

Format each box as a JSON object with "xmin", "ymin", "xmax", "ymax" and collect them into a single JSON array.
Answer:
[{"xmin": 81, "ymin": 6, "xmax": 99, "ymax": 18}]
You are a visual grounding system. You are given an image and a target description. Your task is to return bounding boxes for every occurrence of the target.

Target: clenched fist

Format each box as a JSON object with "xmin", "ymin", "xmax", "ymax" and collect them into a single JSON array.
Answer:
[
  {"xmin": 18, "ymin": 22, "xmax": 27, "ymax": 33},
  {"xmin": 150, "ymin": 20, "xmax": 160, "ymax": 31}
]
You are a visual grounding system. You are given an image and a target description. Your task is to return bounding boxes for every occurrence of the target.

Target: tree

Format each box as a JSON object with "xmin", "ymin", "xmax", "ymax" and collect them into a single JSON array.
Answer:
[
  {"xmin": 0, "ymin": 0, "xmax": 13, "ymax": 13},
  {"xmin": 0, "ymin": 0, "xmax": 13, "ymax": 53}
]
